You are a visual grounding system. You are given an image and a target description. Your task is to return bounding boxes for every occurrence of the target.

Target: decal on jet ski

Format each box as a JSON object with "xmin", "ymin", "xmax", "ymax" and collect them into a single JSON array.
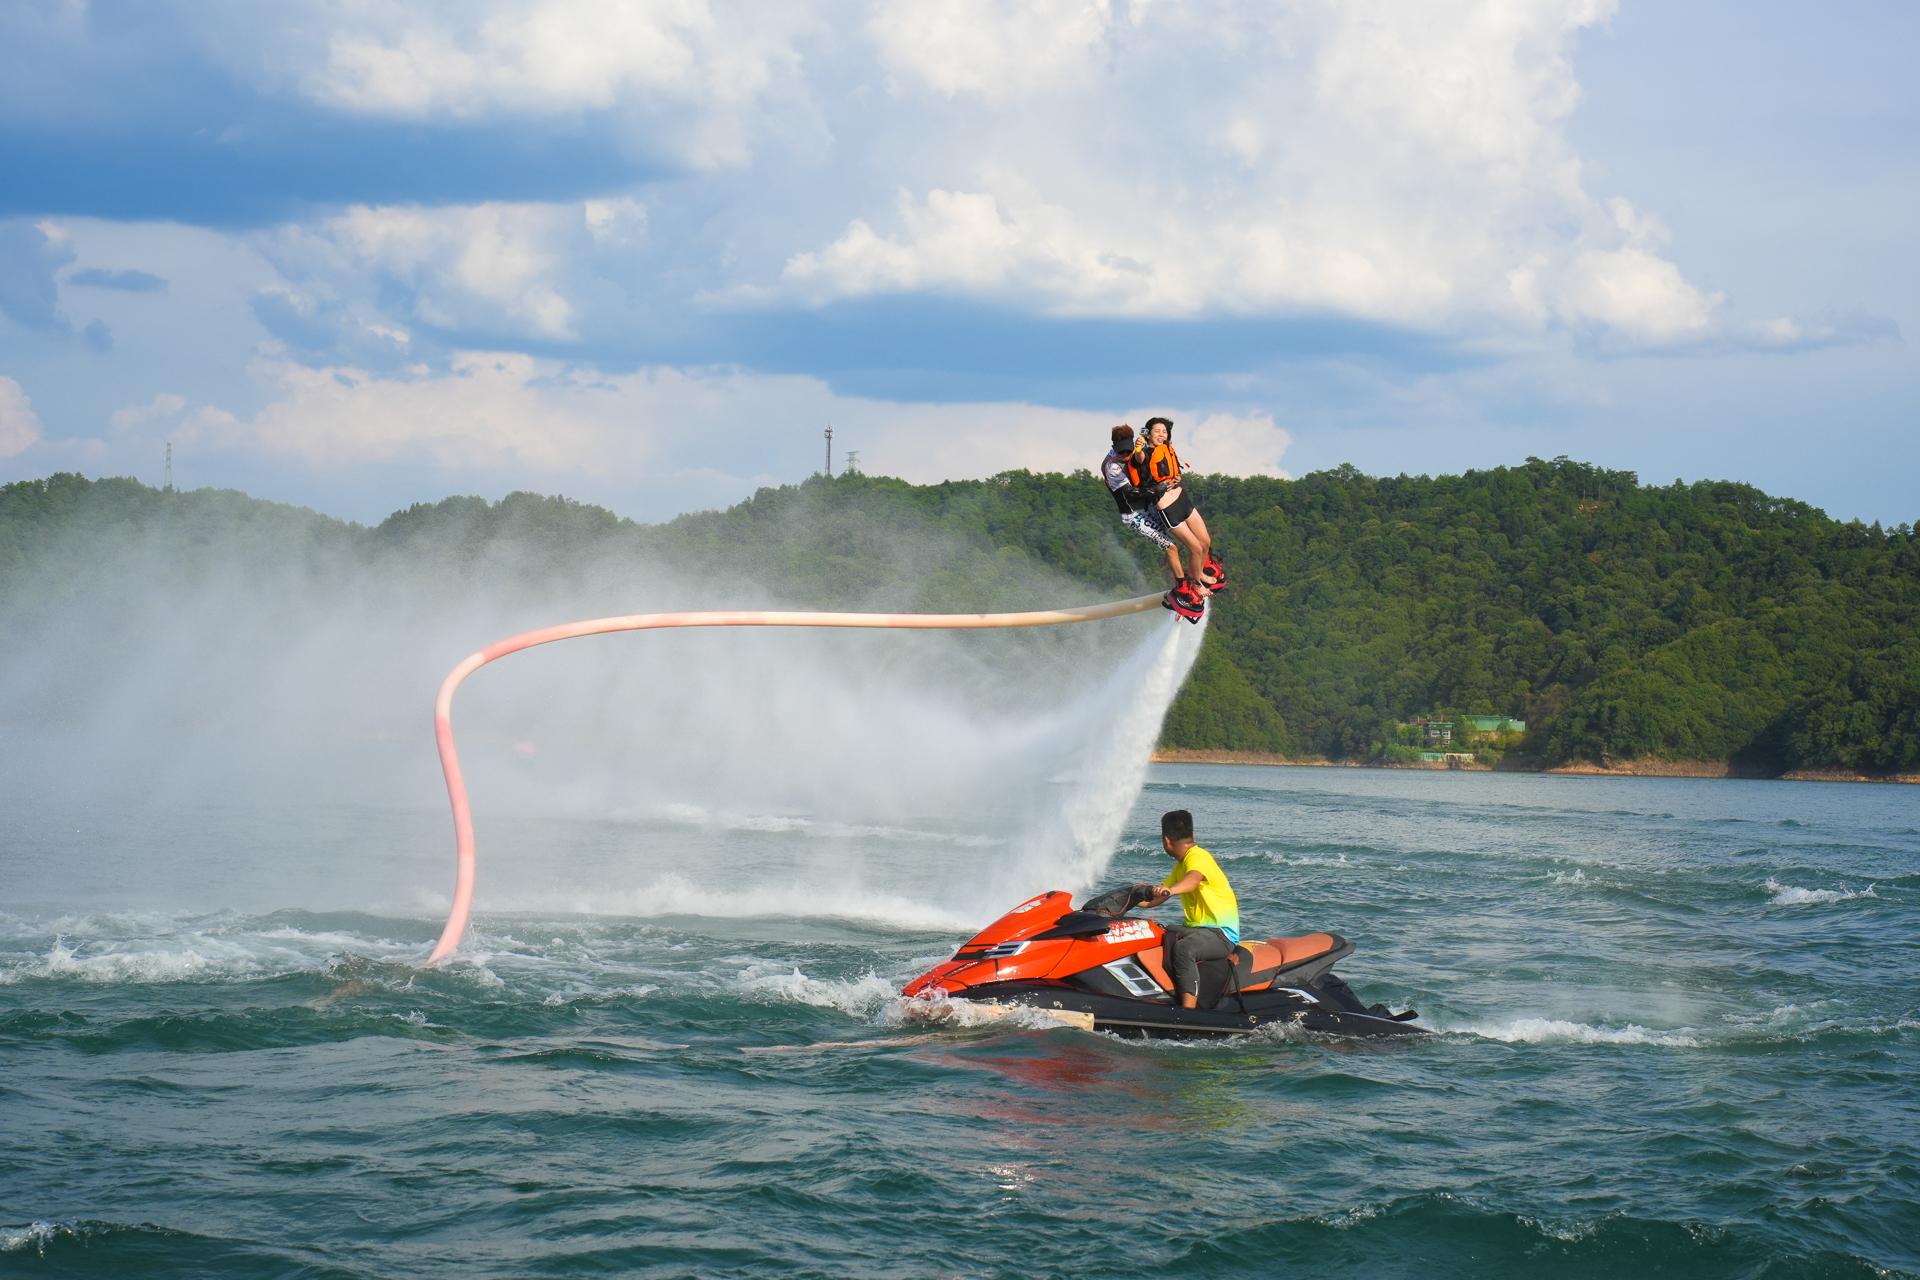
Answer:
[
  {"xmin": 1102, "ymin": 959, "xmax": 1166, "ymax": 998},
  {"xmin": 1103, "ymin": 920, "xmax": 1154, "ymax": 944},
  {"xmin": 1009, "ymin": 896, "xmax": 1048, "ymax": 914}
]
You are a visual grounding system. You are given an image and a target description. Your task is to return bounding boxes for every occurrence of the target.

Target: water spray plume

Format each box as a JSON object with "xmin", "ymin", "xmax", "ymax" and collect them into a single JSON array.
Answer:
[{"xmin": 426, "ymin": 592, "xmax": 1172, "ymax": 964}]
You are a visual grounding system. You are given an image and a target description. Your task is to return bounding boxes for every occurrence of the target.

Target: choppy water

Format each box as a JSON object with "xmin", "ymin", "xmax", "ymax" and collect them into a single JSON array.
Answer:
[{"xmin": 3, "ymin": 767, "xmax": 1917, "ymax": 1278}]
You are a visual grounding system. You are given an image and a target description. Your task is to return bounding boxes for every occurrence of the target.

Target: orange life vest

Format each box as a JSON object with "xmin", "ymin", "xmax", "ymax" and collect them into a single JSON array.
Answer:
[{"xmin": 1135, "ymin": 441, "xmax": 1182, "ymax": 493}]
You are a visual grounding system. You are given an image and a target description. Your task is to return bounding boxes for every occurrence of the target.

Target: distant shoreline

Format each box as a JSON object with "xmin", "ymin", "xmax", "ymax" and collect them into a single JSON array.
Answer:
[{"xmin": 1149, "ymin": 748, "xmax": 1920, "ymax": 785}]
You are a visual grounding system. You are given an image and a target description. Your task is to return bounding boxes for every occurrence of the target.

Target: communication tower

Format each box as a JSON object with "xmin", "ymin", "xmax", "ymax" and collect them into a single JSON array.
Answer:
[
  {"xmin": 824, "ymin": 424, "xmax": 833, "ymax": 476},
  {"xmin": 164, "ymin": 442, "xmax": 174, "ymax": 492},
  {"xmin": 843, "ymin": 450, "xmax": 859, "ymax": 475}
]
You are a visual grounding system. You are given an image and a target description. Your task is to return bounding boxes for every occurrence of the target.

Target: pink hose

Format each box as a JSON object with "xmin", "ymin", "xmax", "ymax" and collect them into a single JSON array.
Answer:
[{"xmin": 425, "ymin": 593, "xmax": 1168, "ymax": 964}]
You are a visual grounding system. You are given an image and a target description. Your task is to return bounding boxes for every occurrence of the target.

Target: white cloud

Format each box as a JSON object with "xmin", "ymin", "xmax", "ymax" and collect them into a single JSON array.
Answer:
[
  {"xmin": 761, "ymin": 0, "xmax": 1729, "ymax": 346},
  {"xmin": 251, "ymin": 354, "xmax": 618, "ymax": 471},
  {"xmin": 311, "ymin": 2, "xmax": 710, "ymax": 114},
  {"xmin": 0, "ymin": 375, "xmax": 46, "ymax": 458},
  {"xmin": 1549, "ymin": 196, "xmax": 1719, "ymax": 342},
  {"xmin": 236, "ymin": 0, "xmax": 822, "ymax": 169},
  {"xmin": 866, "ymin": 0, "xmax": 1115, "ymax": 102},
  {"xmin": 781, "ymin": 187, "xmax": 1150, "ymax": 310},
  {"xmin": 95, "ymin": 354, "xmax": 1292, "ymax": 504},
  {"xmin": 1559, "ymin": 245, "xmax": 1717, "ymax": 343},
  {"xmin": 268, "ymin": 200, "xmax": 643, "ymax": 341},
  {"xmin": 1154, "ymin": 412, "xmax": 1292, "ymax": 480},
  {"xmin": 136, "ymin": 0, "xmax": 1806, "ymax": 352},
  {"xmin": 110, "ymin": 391, "xmax": 189, "ymax": 432},
  {"xmin": 582, "ymin": 196, "xmax": 648, "ymax": 247},
  {"xmin": 109, "ymin": 356, "xmax": 613, "ymax": 473},
  {"xmin": 1744, "ymin": 312, "xmax": 1900, "ymax": 353},
  {"xmin": 848, "ymin": 402, "xmax": 1290, "ymax": 485}
]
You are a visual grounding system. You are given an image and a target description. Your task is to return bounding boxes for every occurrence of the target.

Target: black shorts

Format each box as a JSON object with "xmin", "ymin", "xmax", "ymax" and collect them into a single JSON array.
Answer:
[{"xmin": 1160, "ymin": 488, "xmax": 1194, "ymax": 527}]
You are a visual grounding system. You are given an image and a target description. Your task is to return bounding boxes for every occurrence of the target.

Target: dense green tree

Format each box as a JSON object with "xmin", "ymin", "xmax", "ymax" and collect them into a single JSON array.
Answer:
[{"xmin": 5, "ymin": 460, "xmax": 1916, "ymax": 774}]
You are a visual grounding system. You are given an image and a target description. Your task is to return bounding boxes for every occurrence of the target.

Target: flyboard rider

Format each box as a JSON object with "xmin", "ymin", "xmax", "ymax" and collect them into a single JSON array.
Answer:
[
  {"xmin": 1102, "ymin": 424, "xmax": 1193, "ymax": 618},
  {"xmin": 1144, "ymin": 809, "xmax": 1240, "ymax": 1009},
  {"xmin": 1136, "ymin": 416, "xmax": 1226, "ymax": 604},
  {"xmin": 1101, "ymin": 417, "xmax": 1226, "ymax": 621}
]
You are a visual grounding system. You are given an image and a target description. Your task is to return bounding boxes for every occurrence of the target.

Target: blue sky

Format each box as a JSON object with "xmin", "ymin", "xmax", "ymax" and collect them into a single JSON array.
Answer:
[{"xmin": 0, "ymin": 0, "xmax": 1913, "ymax": 524}]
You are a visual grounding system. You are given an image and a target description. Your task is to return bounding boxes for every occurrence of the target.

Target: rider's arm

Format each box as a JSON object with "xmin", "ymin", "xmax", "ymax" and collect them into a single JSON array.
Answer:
[{"xmin": 1153, "ymin": 869, "xmax": 1207, "ymax": 903}]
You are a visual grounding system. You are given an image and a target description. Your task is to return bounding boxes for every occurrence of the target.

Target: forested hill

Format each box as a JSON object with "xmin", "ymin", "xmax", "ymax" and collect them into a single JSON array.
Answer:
[{"xmin": 4, "ymin": 460, "xmax": 1917, "ymax": 773}]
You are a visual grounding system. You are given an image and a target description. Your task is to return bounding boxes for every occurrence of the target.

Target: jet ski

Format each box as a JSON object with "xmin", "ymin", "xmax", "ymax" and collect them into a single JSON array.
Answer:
[{"xmin": 903, "ymin": 883, "xmax": 1425, "ymax": 1039}]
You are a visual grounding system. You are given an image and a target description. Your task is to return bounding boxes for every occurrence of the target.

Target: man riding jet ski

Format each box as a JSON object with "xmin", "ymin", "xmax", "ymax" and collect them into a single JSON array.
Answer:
[{"xmin": 901, "ymin": 883, "xmax": 1425, "ymax": 1040}]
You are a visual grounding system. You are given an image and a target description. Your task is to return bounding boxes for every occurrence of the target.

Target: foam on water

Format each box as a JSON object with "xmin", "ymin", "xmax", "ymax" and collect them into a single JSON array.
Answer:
[
  {"xmin": 731, "ymin": 960, "xmax": 901, "ymax": 1017},
  {"xmin": 1722, "ymin": 1002, "xmax": 1920, "ymax": 1045},
  {"xmin": 880, "ymin": 989, "xmax": 1090, "ymax": 1033},
  {"xmin": 1241, "ymin": 848, "xmax": 1355, "ymax": 868},
  {"xmin": 1443, "ymin": 1008, "xmax": 1919, "ymax": 1050},
  {"xmin": 1763, "ymin": 877, "xmax": 1879, "ymax": 906},
  {"xmin": 1729, "ymin": 1000, "xmax": 1836, "ymax": 1032},
  {"xmin": 540, "ymin": 984, "xmax": 660, "ymax": 1007},
  {"xmin": 0, "ymin": 1221, "xmax": 61, "ymax": 1254},
  {"xmin": 6, "ymin": 934, "xmax": 321, "ymax": 987},
  {"xmin": 1446, "ymin": 1017, "xmax": 1706, "ymax": 1048}
]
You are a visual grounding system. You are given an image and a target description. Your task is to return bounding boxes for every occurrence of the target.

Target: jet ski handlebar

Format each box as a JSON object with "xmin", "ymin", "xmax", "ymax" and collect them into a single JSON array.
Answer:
[{"xmin": 1079, "ymin": 883, "xmax": 1160, "ymax": 917}]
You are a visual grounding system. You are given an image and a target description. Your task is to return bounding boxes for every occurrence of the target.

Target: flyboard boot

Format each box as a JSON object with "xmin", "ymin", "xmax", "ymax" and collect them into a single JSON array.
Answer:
[
  {"xmin": 1201, "ymin": 555, "xmax": 1228, "ymax": 593},
  {"xmin": 1162, "ymin": 579, "xmax": 1205, "ymax": 623}
]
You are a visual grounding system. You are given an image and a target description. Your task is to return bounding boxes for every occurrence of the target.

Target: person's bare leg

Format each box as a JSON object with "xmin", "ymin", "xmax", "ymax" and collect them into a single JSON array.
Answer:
[
  {"xmin": 1187, "ymin": 509, "xmax": 1213, "ymax": 561},
  {"xmin": 1179, "ymin": 992, "xmax": 1198, "ymax": 1009},
  {"xmin": 1163, "ymin": 543, "xmax": 1183, "ymax": 587},
  {"xmin": 1169, "ymin": 519, "xmax": 1207, "ymax": 586}
]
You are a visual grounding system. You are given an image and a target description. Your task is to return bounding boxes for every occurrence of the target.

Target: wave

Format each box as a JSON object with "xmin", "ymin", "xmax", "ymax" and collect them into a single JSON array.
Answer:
[
  {"xmin": 730, "ymin": 960, "xmax": 901, "ymax": 1018},
  {"xmin": 1722, "ymin": 1002, "xmax": 1920, "ymax": 1046},
  {"xmin": 0, "ymin": 1218, "xmax": 313, "ymax": 1272},
  {"xmin": 1167, "ymin": 1191, "xmax": 1898, "ymax": 1275},
  {"xmin": 878, "ymin": 990, "xmax": 1091, "ymax": 1033},
  {"xmin": 1436, "ymin": 1006, "xmax": 1919, "ymax": 1052},
  {"xmin": 1443, "ymin": 1017, "xmax": 1704, "ymax": 1047},
  {"xmin": 7, "ymin": 1004, "xmax": 456, "ymax": 1055},
  {"xmin": 1233, "ymin": 848, "xmax": 1356, "ymax": 869},
  {"xmin": 2, "ymin": 934, "xmax": 310, "ymax": 987},
  {"xmin": 540, "ymin": 983, "xmax": 660, "ymax": 1007},
  {"xmin": 1763, "ymin": 877, "xmax": 1878, "ymax": 906},
  {"xmin": 0, "ymin": 1221, "xmax": 61, "ymax": 1254},
  {"xmin": 0, "ymin": 912, "xmax": 431, "ymax": 987},
  {"xmin": 0, "ymin": 896, "xmax": 963, "ymax": 996},
  {"xmin": 729, "ymin": 965, "xmax": 1094, "ymax": 1036}
]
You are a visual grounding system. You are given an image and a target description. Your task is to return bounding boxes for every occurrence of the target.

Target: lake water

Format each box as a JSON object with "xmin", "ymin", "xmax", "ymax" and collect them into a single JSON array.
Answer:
[{"xmin": 3, "ymin": 765, "xmax": 1916, "ymax": 1277}]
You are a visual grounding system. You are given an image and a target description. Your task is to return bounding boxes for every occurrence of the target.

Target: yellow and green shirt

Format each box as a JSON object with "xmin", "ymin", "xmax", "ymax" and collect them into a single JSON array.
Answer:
[{"xmin": 1163, "ymin": 844, "xmax": 1239, "ymax": 944}]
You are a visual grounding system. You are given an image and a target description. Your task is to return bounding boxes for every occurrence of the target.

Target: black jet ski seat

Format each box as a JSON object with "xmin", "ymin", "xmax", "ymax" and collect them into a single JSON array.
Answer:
[{"xmin": 1195, "ymin": 932, "xmax": 1356, "ymax": 1011}]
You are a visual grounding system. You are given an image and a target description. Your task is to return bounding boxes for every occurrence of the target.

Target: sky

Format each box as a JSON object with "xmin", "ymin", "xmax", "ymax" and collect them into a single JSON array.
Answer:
[{"xmin": 0, "ymin": 0, "xmax": 1914, "ymax": 525}]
